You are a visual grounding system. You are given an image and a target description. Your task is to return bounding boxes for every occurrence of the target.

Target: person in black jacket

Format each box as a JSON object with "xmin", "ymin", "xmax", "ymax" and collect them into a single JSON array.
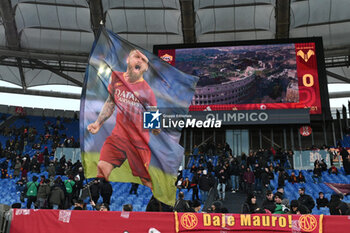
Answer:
[
  {"xmin": 199, "ymin": 170, "xmax": 215, "ymax": 204},
  {"xmin": 261, "ymin": 190, "xmax": 276, "ymax": 213},
  {"xmin": 340, "ymin": 148, "xmax": 350, "ymax": 175},
  {"xmin": 328, "ymin": 194, "xmax": 349, "ymax": 215},
  {"xmin": 312, "ymin": 164, "xmax": 323, "ymax": 184},
  {"xmin": 89, "ymin": 179, "xmax": 100, "ymax": 204},
  {"xmin": 100, "ymin": 179, "xmax": 113, "ymax": 205},
  {"xmin": 297, "ymin": 172, "xmax": 305, "ymax": 183},
  {"xmin": 217, "ymin": 168, "xmax": 228, "ymax": 200},
  {"xmin": 277, "ymin": 170, "xmax": 286, "ymax": 187},
  {"xmin": 174, "ymin": 192, "xmax": 191, "ymax": 212},
  {"xmin": 298, "ymin": 187, "xmax": 315, "ymax": 213},
  {"xmin": 316, "ymin": 192, "xmax": 329, "ymax": 209},
  {"xmin": 230, "ymin": 158, "xmax": 240, "ymax": 193},
  {"xmin": 242, "ymin": 193, "xmax": 262, "ymax": 214},
  {"xmin": 261, "ymin": 167, "xmax": 271, "ymax": 197},
  {"xmin": 191, "ymin": 171, "xmax": 200, "ymax": 201},
  {"xmin": 289, "ymin": 200, "xmax": 310, "ymax": 214}
]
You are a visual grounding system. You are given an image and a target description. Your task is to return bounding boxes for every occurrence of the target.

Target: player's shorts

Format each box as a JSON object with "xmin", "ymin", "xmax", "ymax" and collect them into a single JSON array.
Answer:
[{"xmin": 99, "ymin": 136, "xmax": 151, "ymax": 179}]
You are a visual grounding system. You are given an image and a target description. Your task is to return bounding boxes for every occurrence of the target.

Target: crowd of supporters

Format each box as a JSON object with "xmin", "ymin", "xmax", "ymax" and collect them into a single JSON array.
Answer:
[
  {"xmin": 1, "ymin": 114, "xmax": 350, "ymax": 214},
  {"xmin": 174, "ymin": 143, "xmax": 350, "ymax": 215}
]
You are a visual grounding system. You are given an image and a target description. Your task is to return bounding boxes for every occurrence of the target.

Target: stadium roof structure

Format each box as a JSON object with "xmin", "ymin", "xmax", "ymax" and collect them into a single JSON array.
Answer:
[{"xmin": 0, "ymin": 0, "xmax": 350, "ymax": 99}]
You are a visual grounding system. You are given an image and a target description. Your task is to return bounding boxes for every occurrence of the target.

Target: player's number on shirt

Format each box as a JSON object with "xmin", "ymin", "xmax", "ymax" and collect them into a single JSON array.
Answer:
[{"xmin": 302, "ymin": 74, "xmax": 314, "ymax": 87}]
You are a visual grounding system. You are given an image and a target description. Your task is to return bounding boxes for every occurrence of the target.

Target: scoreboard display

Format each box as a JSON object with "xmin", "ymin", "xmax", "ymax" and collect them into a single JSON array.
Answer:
[{"xmin": 154, "ymin": 38, "xmax": 330, "ymax": 115}]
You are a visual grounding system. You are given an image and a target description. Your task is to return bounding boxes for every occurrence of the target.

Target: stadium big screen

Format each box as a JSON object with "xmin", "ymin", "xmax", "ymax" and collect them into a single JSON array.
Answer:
[{"xmin": 154, "ymin": 37, "xmax": 330, "ymax": 116}]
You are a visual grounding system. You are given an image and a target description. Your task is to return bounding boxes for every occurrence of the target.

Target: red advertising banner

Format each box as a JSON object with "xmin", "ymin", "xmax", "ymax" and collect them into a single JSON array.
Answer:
[
  {"xmin": 176, "ymin": 213, "xmax": 322, "ymax": 233},
  {"xmin": 9, "ymin": 209, "xmax": 350, "ymax": 233},
  {"xmin": 10, "ymin": 209, "xmax": 173, "ymax": 233}
]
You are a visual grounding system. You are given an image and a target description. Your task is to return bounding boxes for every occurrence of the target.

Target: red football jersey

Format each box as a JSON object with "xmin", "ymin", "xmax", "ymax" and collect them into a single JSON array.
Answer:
[{"xmin": 108, "ymin": 71, "xmax": 156, "ymax": 147}]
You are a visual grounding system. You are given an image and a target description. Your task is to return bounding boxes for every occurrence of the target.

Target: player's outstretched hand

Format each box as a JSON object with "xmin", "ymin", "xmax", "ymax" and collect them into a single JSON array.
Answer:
[
  {"xmin": 87, "ymin": 122, "xmax": 101, "ymax": 134},
  {"xmin": 152, "ymin": 129, "xmax": 161, "ymax": 136}
]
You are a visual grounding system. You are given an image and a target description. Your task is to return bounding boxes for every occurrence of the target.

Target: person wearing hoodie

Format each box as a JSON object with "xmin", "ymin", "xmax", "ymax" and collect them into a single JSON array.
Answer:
[
  {"xmin": 49, "ymin": 178, "xmax": 65, "ymax": 209},
  {"xmin": 289, "ymin": 200, "xmax": 310, "ymax": 214},
  {"xmin": 37, "ymin": 177, "xmax": 51, "ymax": 209},
  {"xmin": 242, "ymin": 193, "xmax": 261, "ymax": 214}
]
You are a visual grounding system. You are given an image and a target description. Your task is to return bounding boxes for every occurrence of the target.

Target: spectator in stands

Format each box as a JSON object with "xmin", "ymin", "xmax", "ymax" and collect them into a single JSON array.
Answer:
[
  {"xmin": 243, "ymin": 167, "xmax": 255, "ymax": 194},
  {"xmin": 176, "ymin": 177, "xmax": 183, "ymax": 190},
  {"xmin": 241, "ymin": 152, "xmax": 247, "ymax": 166},
  {"xmin": 316, "ymin": 192, "xmax": 329, "ymax": 209},
  {"xmin": 329, "ymin": 194, "xmax": 350, "ymax": 215},
  {"xmin": 122, "ymin": 204, "xmax": 132, "ymax": 212},
  {"xmin": 190, "ymin": 170, "xmax": 200, "ymax": 201},
  {"xmin": 37, "ymin": 177, "xmax": 50, "ymax": 209},
  {"xmin": 340, "ymin": 147, "xmax": 350, "ymax": 174},
  {"xmin": 1, "ymin": 158, "xmax": 9, "ymax": 178},
  {"xmin": 182, "ymin": 177, "xmax": 190, "ymax": 190},
  {"xmin": 217, "ymin": 168, "xmax": 228, "ymax": 200},
  {"xmin": 297, "ymin": 172, "xmax": 305, "ymax": 183},
  {"xmin": 277, "ymin": 169, "xmax": 287, "ymax": 187},
  {"xmin": 198, "ymin": 164, "xmax": 205, "ymax": 172},
  {"xmin": 276, "ymin": 187, "xmax": 289, "ymax": 207},
  {"xmin": 289, "ymin": 200, "xmax": 310, "ymax": 214},
  {"xmin": 239, "ymin": 164, "xmax": 246, "ymax": 191},
  {"xmin": 261, "ymin": 190, "xmax": 276, "ymax": 213},
  {"xmin": 247, "ymin": 152, "xmax": 256, "ymax": 171},
  {"xmin": 242, "ymin": 193, "xmax": 261, "ymax": 214},
  {"xmin": 288, "ymin": 171, "xmax": 298, "ymax": 184},
  {"xmin": 73, "ymin": 199, "xmax": 85, "ymax": 210},
  {"xmin": 199, "ymin": 170, "xmax": 214, "ymax": 204},
  {"xmin": 229, "ymin": 157, "xmax": 240, "ymax": 193},
  {"xmin": 26, "ymin": 176, "xmax": 39, "ymax": 209},
  {"xmin": 100, "ymin": 179, "xmax": 113, "ymax": 205},
  {"xmin": 319, "ymin": 159, "xmax": 327, "ymax": 172},
  {"xmin": 174, "ymin": 192, "xmax": 191, "ymax": 212},
  {"xmin": 190, "ymin": 165, "xmax": 197, "ymax": 174},
  {"xmin": 207, "ymin": 159, "xmax": 213, "ymax": 173},
  {"xmin": 253, "ymin": 163, "xmax": 262, "ymax": 193},
  {"xmin": 13, "ymin": 159, "xmax": 21, "ymax": 178},
  {"xmin": 47, "ymin": 162, "xmax": 56, "ymax": 178},
  {"xmin": 273, "ymin": 193, "xmax": 288, "ymax": 214},
  {"xmin": 312, "ymin": 163, "xmax": 323, "ymax": 184},
  {"xmin": 328, "ymin": 164, "xmax": 338, "ymax": 175},
  {"xmin": 17, "ymin": 177, "xmax": 27, "ymax": 202},
  {"xmin": 129, "ymin": 183, "xmax": 139, "ymax": 196},
  {"xmin": 298, "ymin": 187, "xmax": 315, "ymax": 213},
  {"xmin": 190, "ymin": 200, "xmax": 201, "ymax": 213},
  {"xmin": 64, "ymin": 175, "xmax": 75, "ymax": 209},
  {"xmin": 268, "ymin": 164, "xmax": 275, "ymax": 181},
  {"xmin": 30, "ymin": 155, "xmax": 40, "ymax": 173},
  {"xmin": 49, "ymin": 177, "xmax": 65, "ymax": 209},
  {"xmin": 146, "ymin": 196, "xmax": 163, "ymax": 212},
  {"xmin": 90, "ymin": 179, "xmax": 100, "ymax": 204},
  {"xmin": 261, "ymin": 167, "xmax": 271, "ymax": 197},
  {"xmin": 208, "ymin": 201, "xmax": 222, "ymax": 213}
]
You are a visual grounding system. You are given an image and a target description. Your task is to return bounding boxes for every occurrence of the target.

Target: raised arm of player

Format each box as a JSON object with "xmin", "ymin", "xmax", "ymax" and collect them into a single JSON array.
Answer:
[{"xmin": 87, "ymin": 95, "xmax": 115, "ymax": 134}]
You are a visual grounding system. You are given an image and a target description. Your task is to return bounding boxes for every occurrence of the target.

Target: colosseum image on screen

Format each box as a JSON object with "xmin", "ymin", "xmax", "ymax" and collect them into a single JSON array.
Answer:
[{"xmin": 174, "ymin": 44, "xmax": 299, "ymax": 106}]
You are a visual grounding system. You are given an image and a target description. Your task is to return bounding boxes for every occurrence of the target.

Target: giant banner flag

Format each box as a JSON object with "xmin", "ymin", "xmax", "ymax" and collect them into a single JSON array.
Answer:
[{"xmin": 80, "ymin": 28, "xmax": 198, "ymax": 206}]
